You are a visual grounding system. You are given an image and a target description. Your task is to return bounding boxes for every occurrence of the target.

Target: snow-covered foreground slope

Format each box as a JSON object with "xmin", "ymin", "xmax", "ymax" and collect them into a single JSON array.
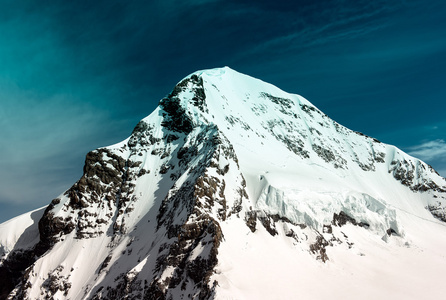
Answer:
[{"xmin": 1, "ymin": 67, "xmax": 446, "ymax": 299}]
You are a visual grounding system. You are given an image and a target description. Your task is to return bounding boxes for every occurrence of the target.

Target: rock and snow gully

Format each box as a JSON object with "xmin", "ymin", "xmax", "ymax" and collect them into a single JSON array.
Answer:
[{"xmin": 1, "ymin": 67, "xmax": 446, "ymax": 299}]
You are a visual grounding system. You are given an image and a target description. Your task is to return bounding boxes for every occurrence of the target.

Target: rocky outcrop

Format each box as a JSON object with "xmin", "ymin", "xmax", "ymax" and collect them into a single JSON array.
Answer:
[
  {"xmin": 159, "ymin": 74, "xmax": 207, "ymax": 134},
  {"xmin": 389, "ymin": 159, "xmax": 446, "ymax": 192},
  {"xmin": 148, "ymin": 127, "xmax": 244, "ymax": 299},
  {"xmin": 427, "ymin": 202, "xmax": 446, "ymax": 222}
]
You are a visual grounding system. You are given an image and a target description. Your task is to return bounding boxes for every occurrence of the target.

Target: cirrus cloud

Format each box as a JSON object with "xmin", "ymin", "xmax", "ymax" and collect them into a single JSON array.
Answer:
[
  {"xmin": 407, "ymin": 140, "xmax": 446, "ymax": 177},
  {"xmin": 408, "ymin": 139, "xmax": 446, "ymax": 162}
]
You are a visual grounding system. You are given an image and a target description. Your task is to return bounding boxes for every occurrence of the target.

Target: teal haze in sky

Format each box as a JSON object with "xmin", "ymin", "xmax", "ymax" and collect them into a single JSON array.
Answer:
[{"xmin": 1, "ymin": 0, "xmax": 446, "ymax": 222}]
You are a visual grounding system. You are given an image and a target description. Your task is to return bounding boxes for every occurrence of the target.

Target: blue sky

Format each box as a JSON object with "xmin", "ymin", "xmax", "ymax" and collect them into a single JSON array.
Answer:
[{"xmin": 1, "ymin": 0, "xmax": 445, "ymax": 222}]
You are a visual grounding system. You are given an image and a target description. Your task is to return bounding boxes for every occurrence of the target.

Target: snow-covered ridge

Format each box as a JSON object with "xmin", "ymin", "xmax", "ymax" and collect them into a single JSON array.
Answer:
[
  {"xmin": 161, "ymin": 66, "xmax": 446, "ymax": 224},
  {"xmin": 1, "ymin": 67, "xmax": 446, "ymax": 300}
]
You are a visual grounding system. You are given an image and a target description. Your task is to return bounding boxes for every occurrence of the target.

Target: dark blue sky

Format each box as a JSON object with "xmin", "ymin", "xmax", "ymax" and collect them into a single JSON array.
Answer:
[{"xmin": 1, "ymin": 0, "xmax": 446, "ymax": 222}]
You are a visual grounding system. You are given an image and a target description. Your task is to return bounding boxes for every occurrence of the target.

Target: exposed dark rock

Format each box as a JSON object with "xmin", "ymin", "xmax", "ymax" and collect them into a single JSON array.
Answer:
[
  {"xmin": 160, "ymin": 74, "xmax": 208, "ymax": 134},
  {"xmin": 41, "ymin": 266, "xmax": 72, "ymax": 298},
  {"xmin": 98, "ymin": 255, "xmax": 112, "ymax": 273},
  {"xmin": 169, "ymin": 75, "xmax": 206, "ymax": 112},
  {"xmin": 357, "ymin": 161, "xmax": 375, "ymax": 172},
  {"xmin": 189, "ymin": 75, "xmax": 208, "ymax": 113},
  {"xmin": 386, "ymin": 228, "xmax": 398, "ymax": 236},
  {"xmin": 309, "ymin": 235, "xmax": 330, "ymax": 262},
  {"xmin": 94, "ymin": 271, "xmax": 143, "ymax": 300},
  {"xmin": 194, "ymin": 175, "xmax": 227, "ymax": 221},
  {"xmin": 245, "ymin": 211, "xmax": 303, "ymax": 235},
  {"xmin": 353, "ymin": 131, "xmax": 382, "ymax": 144},
  {"xmin": 128, "ymin": 122, "xmax": 162, "ymax": 149},
  {"xmin": 389, "ymin": 159, "xmax": 446, "ymax": 193},
  {"xmin": 312, "ymin": 144, "xmax": 346, "ymax": 169},
  {"xmin": 332, "ymin": 211, "xmax": 357, "ymax": 227},
  {"xmin": 413, "ymin": 181, "xmax": 446, "ymax": 193},
  {"xmin": 359, "ymin": 222, "xmax": 370, "ymax": 228},
  {"xmin": 426, "ymin": 203, "xmax": 446, "ymax": 222},
  {"xmin": 259, "ymin": 92, "xmax": 299, "ymax": 117},
  {"xmin": 285, "ymin": 228, "xmax": 298, "ymax": 241},
  {"xmin": 229, "ymin": 178, "xmax": 248, "ymax": 218},
  {"xmin": 160, "ymin": 96, "xmax": 194, "ymax": 134},
  {"xmin": 138, "ymin": 168, "xmax": 149, "ymax": 176},
  {"xmin": 0, "ymin": 248, "xmax": 36, "ymax": 299},
  {"xmin": 300, "ymin": 104, "xmax": 326, "ymax": 118},
  {"xmin": 268, "ymin": 214, "xmax": 298, "ymax": 226},
  {"xmin": 389, "ymin": 160, "xmax": 415, "ymax": 188},
  {"xmin": 150, "ymin": 213, "xmax": 222, "ymax": 299},
  {"xmin": 245, "ymin": 211, "xmax": 257, "ymax": 233},
  {"xmin": 323, "ymin": 224, "xmax": 333, "ymax": 234},
  {"xmin": 269, "ymin": 132, "xmax": 309, "ymax": 159},
  {"xmin": 375, "ymin": 152, "xmax": 386, "ymax": 163},
  {"xmin": 332, "ymin": 211, "xmax": 370, "ymax": 229},
  {"xmin": 159, "ymin": 163, "xmax": 173, "ymax": 174},
  {"xmin": 258, "ymin": 215, "xmax": 278, "ymax": 236},
  {"xmin": 177, "ymin": 145, "xmax": 199, "ymax": 168},
  {"xmin": 166, "ymin": 134, "xmax": 179, "ymax": 143},
  {"xmin": 38, "ymin": 210, "xmax": 75, "ymax": 248}
]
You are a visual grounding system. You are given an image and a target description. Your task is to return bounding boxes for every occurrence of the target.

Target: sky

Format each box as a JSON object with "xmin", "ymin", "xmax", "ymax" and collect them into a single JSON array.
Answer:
[{"xmin": 1, "ymin": 0, "xmax": 445, "ymax": 223}]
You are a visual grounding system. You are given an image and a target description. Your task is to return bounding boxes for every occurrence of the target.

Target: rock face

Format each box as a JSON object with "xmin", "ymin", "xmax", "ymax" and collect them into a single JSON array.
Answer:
[{"xmin": 1, "ymin": 67, "xmax": 446, "ymax": 300}]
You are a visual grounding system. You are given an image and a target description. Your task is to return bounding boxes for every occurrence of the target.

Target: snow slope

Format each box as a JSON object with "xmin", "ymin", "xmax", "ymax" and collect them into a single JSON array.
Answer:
[{"xmin": 1, "ymin": 67, "xmax": 446, "ymax": 299}]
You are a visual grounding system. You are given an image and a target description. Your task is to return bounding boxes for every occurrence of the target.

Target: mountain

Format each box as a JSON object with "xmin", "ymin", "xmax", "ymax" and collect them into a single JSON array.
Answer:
[{"xmin": 1, "ymin": 67, "xmax": 446, "ymax": 299}]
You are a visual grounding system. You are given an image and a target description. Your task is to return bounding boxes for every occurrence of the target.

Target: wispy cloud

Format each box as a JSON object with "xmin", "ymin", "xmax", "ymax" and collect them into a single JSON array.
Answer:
[
  {"xmin": 407, "ymin": 140, "xmax": 446, "ymax": 162},
  {"xmin": 230, "ymin": 0, "xmax": 402, "ymax": 60}
]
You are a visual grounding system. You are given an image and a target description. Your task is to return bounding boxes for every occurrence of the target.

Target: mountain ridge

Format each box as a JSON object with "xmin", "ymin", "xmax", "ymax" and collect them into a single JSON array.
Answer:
[{"xmin": 1, "ymin": 66, "xmax": 446, "ymax": 299}]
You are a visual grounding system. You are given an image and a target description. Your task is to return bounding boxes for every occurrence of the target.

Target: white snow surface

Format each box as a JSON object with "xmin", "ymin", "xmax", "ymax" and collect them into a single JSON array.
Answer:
[
  {"xmin": 1, "ymin": 66, "xmax": 446, "ymax": 299},
  {"xmin": 0, "ymin": 206, "xmax": 45, "ymax": 257}
]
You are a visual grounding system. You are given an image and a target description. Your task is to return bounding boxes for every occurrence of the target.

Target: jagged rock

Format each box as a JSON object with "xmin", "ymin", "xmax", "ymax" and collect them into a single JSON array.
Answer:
[
  {"xmin": 310, "ymin": 235, "xmax": 330, "ymax": 262},
  {"xmin": 332, "ymin": 211, "xmax": 358, "ymax": 227},
  {"xmin": 245, "ymin": 211, "xmax": 257, "ymax": 233}
]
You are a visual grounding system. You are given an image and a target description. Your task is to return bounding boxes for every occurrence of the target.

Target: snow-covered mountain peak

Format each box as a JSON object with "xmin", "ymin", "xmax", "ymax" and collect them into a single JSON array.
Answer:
[
  {"xmin": 148, "ymin": 67, "xmax": 445, "ymax": 216},
  {"xmin": 1, "ymin": 68, "xmax": 446, "ymax": 299}
]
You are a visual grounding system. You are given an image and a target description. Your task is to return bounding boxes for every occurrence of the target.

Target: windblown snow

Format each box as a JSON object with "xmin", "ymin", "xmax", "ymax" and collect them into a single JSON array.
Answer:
[{"xmin": 1, "ymin": 67, "xmax": 446, "ymax": 300}]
